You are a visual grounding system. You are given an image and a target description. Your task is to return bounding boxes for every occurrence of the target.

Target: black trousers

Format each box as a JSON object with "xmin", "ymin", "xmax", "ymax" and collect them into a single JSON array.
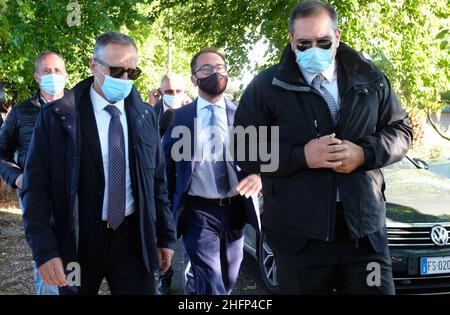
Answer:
[
  {"xmin": 60, "ymin": 213, "xmax": 154, "ymax": 295},
  {"xmin": 268, "ymin": 212, "xmax": 395, "ymax": 295}
]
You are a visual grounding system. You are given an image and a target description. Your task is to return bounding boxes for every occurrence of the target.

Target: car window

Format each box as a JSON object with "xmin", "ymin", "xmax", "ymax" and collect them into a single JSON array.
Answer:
[{"xmin": 385, "ymin": 157, "xmax": 416, "ymax": 170}]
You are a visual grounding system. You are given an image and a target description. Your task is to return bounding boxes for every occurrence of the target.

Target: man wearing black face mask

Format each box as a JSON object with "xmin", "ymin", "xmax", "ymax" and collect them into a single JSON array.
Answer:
[{"xmin": 162, "ymin": 48, "xmax": 261, "ymax": 295}]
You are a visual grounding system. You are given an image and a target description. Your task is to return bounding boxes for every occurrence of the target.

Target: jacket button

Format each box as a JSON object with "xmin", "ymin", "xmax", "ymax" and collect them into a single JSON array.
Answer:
[
  {"xmin": 380, "ymin": 83, "xmax": 385, "ymax": 87},
  {"xmin": 145, "ymin": 110, "xmax": 148, "ymax": 114},
  {"xmin": 67, "ymin": 125, "xmax": 72, "ymax": 129},
  {"xmin": 55, "ymin": 108, "xmax": 60, "ymax": 112},
  {"xmin": 364, "ymin": 88, "xmax": 369, "ymax": 93},
  {"xmin": 61, "ymin": 116, "xmax": 66, "ymax": 120}
]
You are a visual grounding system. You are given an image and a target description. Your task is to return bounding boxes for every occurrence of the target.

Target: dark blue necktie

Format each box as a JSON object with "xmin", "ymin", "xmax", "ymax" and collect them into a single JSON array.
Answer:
[
  {"xmin": 206, "ymin": 104, "xmax": 230, "ymax": 196},
  {"xmin": 312, "ymin": 74, "xmax": 339, "ymax": 126},
  {"xmin": 104, "ymin": 105, "xmax": 126, "ymax": 230}
]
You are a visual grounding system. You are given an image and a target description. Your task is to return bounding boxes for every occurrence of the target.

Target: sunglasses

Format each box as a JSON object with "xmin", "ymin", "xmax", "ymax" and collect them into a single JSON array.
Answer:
[
  {"xmin": 194, "ymin": 64, "xmax": 228, "ymax": 76},
  {"xmin": 95, "ymin": 59, "xmax": 142, "ymax": 80},
  {"xmin": 296, "ymin": 39, "xmax": 333, "ymax": 52}
]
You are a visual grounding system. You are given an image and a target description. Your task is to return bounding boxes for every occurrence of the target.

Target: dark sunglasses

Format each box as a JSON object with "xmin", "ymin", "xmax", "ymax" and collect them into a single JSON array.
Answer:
[
  {"xmin": 95, "ymin": 59, "xmax": 142, "ymax": 80},
  {"xmin": 296, "ymin": 39, "xmax": 333, "ymax": 52}
]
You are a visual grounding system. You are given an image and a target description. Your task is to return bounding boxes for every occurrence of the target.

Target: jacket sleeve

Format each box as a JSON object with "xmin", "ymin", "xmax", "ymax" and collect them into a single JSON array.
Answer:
[
  {"xmin": 21, "ymin": 110, "xmax": 60, "ymax": 268},
  {"xmin": 0, "ymin": 107, "xmax": 23, "ymax": 188},
  {"xmin": 357, "ymin": 75, "xmax": 413, "ymax": 170},
  {"xmin": 153, "ymin": 122, "xmax": 177, "ymax": 251},
  {"xmin": 233, "ymin": 77, "xmax": 308, "ymax": 178}
]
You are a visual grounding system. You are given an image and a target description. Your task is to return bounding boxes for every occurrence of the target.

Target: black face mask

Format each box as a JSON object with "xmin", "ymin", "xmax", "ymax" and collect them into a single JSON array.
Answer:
[{"xmin": 196, "ymin": 73, "xmax": 228, "ymax": 96}]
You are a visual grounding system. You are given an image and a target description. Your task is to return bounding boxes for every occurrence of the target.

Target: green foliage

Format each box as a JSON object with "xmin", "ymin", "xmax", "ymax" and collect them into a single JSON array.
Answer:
[
  {"xmin": 0, "ymin": 0, "xmax": 192, "ymax": 103},
  {"xmin": 0, "ymin": 0, "xmax": 448, "ymax": 114},
  {"xmin": 157, "ymin": 0, "xmax": 450, "ymax": 112}
]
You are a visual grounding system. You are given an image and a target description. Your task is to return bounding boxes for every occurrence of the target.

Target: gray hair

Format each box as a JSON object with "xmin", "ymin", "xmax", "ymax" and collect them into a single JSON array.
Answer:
[
  {"xmin": 93, "ymin": 32, "xmax": 138, "ymax": 61},
  {"xmin": 34, "ymin": 51, "xmax": 66, "ymax": 73},
  {"xmin": 289, "ymin": 1, "xmax": 339, "ymax": 33},
  {"xmin": 160, "ymin": 72, "xmax": 184, "ymax": 89}
]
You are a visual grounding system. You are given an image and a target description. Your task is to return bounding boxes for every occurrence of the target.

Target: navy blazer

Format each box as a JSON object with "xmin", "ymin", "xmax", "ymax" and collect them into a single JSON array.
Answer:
[{"xmin": 162, "ymin": 98, "xmax": 261, "ymax": 233}]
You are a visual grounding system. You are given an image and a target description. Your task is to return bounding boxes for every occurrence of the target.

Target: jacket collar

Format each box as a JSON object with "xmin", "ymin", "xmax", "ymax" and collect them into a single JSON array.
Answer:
[{"xmin": 274, "ymin": 42, "xmax": 383, "ymax": 90}]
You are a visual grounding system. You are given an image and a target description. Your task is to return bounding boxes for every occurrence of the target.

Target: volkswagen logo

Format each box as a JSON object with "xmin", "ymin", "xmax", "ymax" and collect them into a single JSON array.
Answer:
[{"xmin": 430, "ymin": 225, "xmax": 449, "ymax": 246}]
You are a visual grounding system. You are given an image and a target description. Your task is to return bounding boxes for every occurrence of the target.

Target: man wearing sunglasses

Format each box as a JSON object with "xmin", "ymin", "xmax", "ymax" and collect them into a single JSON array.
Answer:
[
  {"xmin": 234, "ymin": 0, "xmax": 412, "ymax": 294},
  {"xmin": 163, "ymin": 48, "xmax": 261, "ymax": 295},
  {"xmin": 22, "ymin": 32, "xmax": 176, "ymax": 295}
]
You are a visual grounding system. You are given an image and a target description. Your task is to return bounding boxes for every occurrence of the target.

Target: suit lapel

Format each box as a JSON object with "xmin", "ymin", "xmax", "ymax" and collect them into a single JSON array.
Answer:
[{"xmin": 78, "ymin": 90, "xmax": 104, "ymax": 178}]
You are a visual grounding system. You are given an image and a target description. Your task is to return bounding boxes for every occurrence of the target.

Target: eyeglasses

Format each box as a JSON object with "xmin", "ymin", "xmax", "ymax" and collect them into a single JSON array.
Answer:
[
  {"xmin": 95, "ymin": 59, "xmax": 142, "ymax": 80},
  {"xmin": 296, "ymin": 39, "xmax": 333, "ymax": 52},
  {"xmin": 194, "ymin": 64, "xmax": 228, "ymax": 76}
]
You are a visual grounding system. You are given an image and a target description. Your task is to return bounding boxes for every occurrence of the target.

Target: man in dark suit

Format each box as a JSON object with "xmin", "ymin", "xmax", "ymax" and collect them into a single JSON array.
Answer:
[
  {"xmin": 22, "ymin": 32, "xmax": 177, "ymax": 295},
  {"xmin": 163, "ymin": 48, "xmax": 261, "ymax": 295},
  {"xmin": 234, "ymin": 1, "xmax": 413, "ymax": 294}
]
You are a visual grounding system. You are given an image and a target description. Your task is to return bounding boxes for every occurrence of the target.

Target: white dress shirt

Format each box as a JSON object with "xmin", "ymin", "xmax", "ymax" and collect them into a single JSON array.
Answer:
[
  {"xmin": 188, "ymin": 96, "xmax": 239, "ymax": 199},
  {"xmin": 90, "ymin": 86, "xmax": 135, "ymax": 220}
]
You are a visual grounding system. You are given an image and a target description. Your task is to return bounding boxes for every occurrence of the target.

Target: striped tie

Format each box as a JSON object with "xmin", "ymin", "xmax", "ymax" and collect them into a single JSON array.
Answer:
[
  {"xmin": 104, "ymin": 105, "xmax": 126, "ymax": 230},
  {"xmin": 312, "ymin": 74, "xmax": 339, "ymax": 126}
]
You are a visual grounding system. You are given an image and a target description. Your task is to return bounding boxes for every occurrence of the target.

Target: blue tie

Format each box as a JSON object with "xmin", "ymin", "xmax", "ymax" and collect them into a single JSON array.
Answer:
[
  {"xmin": 104, "ymin": 105, "xmax": 126, "ymax": 230},
  {"xmin": 312, "ymin": 74, "xmax": 339, "ymax": 126},
  {"xmin": 206, "ymin": 104, "xmax": 230, "ymax": 196}
]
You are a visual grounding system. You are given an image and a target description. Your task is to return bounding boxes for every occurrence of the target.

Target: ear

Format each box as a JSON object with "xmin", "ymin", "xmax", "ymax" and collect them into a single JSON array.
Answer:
[
  {"xmin": 34, "ymin": 72, "xmax": 40, "ymax": 84},
  {"xmin": 335, "ymin": 29, "xmax": 341, "ymax": 49},
  {"xmin": 89, "ymin": 58, "xmax": 97, "ymax": 76},
  {"xmin": 288, "ymin": 32, "xmax": 296, "ymax": 52},
  {"xmin": 191, "ymin": 75, "xmax": 198, "ymax": 87}
]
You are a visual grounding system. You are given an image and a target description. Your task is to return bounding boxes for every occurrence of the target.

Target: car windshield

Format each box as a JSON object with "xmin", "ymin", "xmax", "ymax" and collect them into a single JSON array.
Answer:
[{"xmin": 385, "ymin": 157, "xmax": 416, "ymax": 170}]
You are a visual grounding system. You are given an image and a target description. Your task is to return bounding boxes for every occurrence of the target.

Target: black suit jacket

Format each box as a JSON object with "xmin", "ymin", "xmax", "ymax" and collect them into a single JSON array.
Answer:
[{"xmin": 22, "ymin": 77, "xmax": 176, "ymax": 279}]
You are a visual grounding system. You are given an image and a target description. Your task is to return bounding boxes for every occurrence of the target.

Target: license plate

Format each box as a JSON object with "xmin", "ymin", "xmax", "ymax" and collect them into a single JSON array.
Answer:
[{"xmin": 420, "ymin": 256, "xmax": 450, "ymax": 275}]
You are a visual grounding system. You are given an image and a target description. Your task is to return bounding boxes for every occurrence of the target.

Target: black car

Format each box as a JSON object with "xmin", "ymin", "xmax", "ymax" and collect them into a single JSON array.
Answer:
[{"xmin": 244, "ymin": 156, "xmax": 450, "ymax": 294}]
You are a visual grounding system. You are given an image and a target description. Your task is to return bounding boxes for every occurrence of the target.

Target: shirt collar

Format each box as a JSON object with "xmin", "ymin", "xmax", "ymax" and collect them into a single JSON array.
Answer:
[
  {"xmin": 197, "ymin": 96, "xmax": 226, "ymax": 111},
  {"xmin": 300, "ymin": 60, "xmax": 337, "ymax": 86},
  {"xmin": 90, "ymin": 84, "xmax": 125, "ymax": 115}
]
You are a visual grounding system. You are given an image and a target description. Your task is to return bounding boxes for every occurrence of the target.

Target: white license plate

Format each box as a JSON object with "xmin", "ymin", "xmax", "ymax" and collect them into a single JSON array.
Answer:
[{"xmin": 420, "ymin": 256, "xmax": 450, "ymax": 275}]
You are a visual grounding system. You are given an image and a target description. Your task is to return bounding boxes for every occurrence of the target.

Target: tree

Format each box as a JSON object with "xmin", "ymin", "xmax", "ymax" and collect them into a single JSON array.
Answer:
[
  {"xmin": 0, "ymin": 0, "xmax": 194, "ymax": 103},
  {"xmin": 156, "ymin": 0, "xmax": 450, "ymax": 145}
]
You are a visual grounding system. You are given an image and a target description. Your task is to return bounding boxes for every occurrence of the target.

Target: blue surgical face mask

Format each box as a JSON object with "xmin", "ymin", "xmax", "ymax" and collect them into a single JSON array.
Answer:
[
  {"xmin": 295, "ymin": 47, "xmax": 334, "ymax": 74},
  {"xmin": 39, "ymin": 74, "xmax": 65, "ymax": 95},
  {"xmin": 163, "ymin": 94, "xmax": 183, "ymax": 110},
  {"xmin": 96, "ymin": 68, "xmax": 133, "ymax": 102}
]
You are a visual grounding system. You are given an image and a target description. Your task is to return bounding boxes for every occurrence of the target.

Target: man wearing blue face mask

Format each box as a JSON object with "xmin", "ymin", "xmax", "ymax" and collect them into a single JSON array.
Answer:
[
  {"xmin": 21, "ymin": 32, "xmax": 176, "ymax": 295},
  {"xmin": 234, "ymin": 0, "xmax": 413, "ymax": 294},
  {"xmin": 148, "ymin": 72, "xmax": 191, "ymax": 137},
  {"xmin": 0, "ymin": 51, "xmax": 67, "ymax": 295}
]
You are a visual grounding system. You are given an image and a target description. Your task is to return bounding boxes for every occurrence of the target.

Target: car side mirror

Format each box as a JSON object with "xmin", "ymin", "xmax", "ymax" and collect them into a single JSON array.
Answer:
[{"xmin": 413, "ymin": 158, "xmax": 429, "ymax": 170}]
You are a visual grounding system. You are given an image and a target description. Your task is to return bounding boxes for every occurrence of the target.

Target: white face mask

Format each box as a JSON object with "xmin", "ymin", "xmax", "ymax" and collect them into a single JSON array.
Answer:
[{"xmin": 163, "ymin": 94, "xmax": 183, "ymax": 109}]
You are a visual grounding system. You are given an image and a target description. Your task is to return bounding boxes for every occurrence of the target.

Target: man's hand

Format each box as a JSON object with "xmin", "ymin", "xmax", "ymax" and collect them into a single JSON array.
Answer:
[
  {"xmin": 236, "ymin": 174, "xmax": 262, "ymax": 198},
  {"xmin": 15, "ymin": 174, "xmax": 23, "ymax": 189},
  {"xmin": 181, "ymin": 97, "xmax": 192, "ymax": 107},
  {"xmin": 304, "ymin": 134, "xmax": 348, "ymax": 169},
  {"xmin": 37, "ymin": 257, "xmax": 66, "ymax": 286},
  {"xmin": 157, "ymin": 247, "xmax": 174, "ymax": 273},
  {"xmin": 148, "ymin": 88, "xmax": 161, "ymax": 107},
  {"xmin": 333, "ymin": 140, "xmax": 365, "ymax": 174}
]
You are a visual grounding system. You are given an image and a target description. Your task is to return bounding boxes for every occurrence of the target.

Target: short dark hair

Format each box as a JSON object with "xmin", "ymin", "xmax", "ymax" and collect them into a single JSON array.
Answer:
[
  {"xmin": 93, "ymin": 32, "xmax": 138, "ymax": 60},
  {"xmin": 34, "ymin": 51, "xmax": 66, "ymax": 73},
  {"xmin": 289, "ymin": 1, "xmax": 338, "ymax": 33},
  {"xmin": 190, "ymin": 47, "xmax": 227, "ymax": 74}
]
